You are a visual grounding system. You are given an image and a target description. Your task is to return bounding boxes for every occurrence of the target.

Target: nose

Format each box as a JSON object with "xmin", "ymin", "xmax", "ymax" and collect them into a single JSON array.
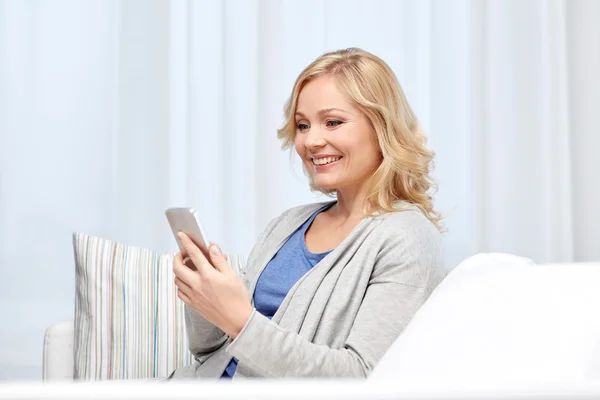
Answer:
[{"xmin": 304, "ymin": 125, "xmax": 326, "ymax": 150}]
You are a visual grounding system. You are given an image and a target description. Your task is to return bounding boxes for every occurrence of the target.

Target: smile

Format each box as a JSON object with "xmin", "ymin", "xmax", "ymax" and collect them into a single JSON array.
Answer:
[{"xmin": 312, "ymin": 156, "xmax": 342, "ymax": 166}]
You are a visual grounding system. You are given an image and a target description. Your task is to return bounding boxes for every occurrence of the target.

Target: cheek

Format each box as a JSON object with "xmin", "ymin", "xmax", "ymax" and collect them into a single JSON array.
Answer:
[{"xmin": 348, "ymin": 136, "xmax": 379, "ymax": 166}]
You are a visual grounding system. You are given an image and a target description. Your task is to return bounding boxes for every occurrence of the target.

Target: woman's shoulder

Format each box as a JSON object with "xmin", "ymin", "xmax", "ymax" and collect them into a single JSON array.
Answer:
[
  {"xmin": 371, "ymin": 201, "xmax": 442, "ymax": 246},
  {"xmin": 369, "ymin": 202, "xmax": 445, "ymax": 287}
]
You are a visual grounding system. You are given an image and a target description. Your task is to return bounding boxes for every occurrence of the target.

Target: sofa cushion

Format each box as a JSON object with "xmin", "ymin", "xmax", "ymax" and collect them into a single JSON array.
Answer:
[
  {"xmin": 371, "ymin": 253, "xmax": 600, "ymax": 384},
  {"xmin": 72, "ymin": 232, "xmax": 246, "ymax": 380}
]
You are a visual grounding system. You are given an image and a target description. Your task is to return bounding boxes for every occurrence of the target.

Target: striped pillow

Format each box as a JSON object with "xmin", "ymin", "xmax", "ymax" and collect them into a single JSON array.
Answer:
[{"xmin": 72, "ymin": 232, "xmax": 246, "ymax": 380}]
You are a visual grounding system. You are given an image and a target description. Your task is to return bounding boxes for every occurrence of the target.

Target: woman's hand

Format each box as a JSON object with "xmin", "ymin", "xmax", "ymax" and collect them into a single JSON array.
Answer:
[{"xmin": 173, "ymin": 232, "xmax": 254, "ymax": 339}]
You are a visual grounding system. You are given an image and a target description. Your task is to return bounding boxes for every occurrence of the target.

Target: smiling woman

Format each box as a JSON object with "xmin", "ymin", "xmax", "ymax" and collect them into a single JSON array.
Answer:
[
  {"xmin": 280, "ymin": 48, "xmax": 442, "ymax": 230},
  {"xmin": 169, "ymin": 48, "xmax": 446, "ymax": 380}
]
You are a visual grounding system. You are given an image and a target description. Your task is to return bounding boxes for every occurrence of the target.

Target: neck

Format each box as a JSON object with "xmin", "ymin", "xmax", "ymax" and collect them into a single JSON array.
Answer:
[{"xmin": 331, "ymin": 184, "xmax": 372, "ymax": 221}]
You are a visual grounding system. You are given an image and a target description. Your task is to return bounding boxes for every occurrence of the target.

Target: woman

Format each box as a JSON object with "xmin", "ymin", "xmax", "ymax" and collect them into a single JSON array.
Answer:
[{"xmin": 170, "ymin": 48, "xmax": 445, "ymax": 379}]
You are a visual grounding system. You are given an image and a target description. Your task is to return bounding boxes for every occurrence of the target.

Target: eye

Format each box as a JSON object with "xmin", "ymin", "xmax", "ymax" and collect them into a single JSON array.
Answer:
[
  {"xmin": 326, "ymin": 120, "xmax": 343, "ymax": 128},
  {"xmin": 296, "ymin": 122, "xmax": 310, "ymax": 132}
]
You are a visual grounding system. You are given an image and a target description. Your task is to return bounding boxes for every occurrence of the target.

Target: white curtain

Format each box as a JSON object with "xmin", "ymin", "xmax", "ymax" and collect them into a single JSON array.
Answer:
[{"xmin": 1, "ymin": 0, "xmax": 599, "ymax": 380}]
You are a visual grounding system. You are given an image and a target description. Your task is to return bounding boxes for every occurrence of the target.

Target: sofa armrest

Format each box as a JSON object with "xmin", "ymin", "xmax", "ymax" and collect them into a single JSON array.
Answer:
[{"xmin": 43, "ymin": 321, "xmax": 74, "ymax": 381}]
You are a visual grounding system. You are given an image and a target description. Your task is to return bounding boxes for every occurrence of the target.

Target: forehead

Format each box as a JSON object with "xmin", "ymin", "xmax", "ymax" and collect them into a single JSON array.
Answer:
[{"xmin": 296, "ymin": 75, "xmax": 354, "ymax": 112}]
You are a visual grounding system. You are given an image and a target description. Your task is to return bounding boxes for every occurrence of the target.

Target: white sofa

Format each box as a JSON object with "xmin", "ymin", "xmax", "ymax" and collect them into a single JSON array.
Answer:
[
  {"xmin": 43, "ymin": 320, "xmax": 75, "ymax": 381},
  {"xmin": 41, "ymin": 254, "xmax": 600, "ymax": 396}
]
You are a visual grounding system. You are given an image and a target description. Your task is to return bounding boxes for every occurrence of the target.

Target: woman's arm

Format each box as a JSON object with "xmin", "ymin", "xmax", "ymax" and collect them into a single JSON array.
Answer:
[
  {"xmin": 226, "ymin": 223, "xmax": 443, "ymax": 377},
  {"xmin": 183, "ymin": 305, "xmax": 229, "ymax": 362},
  {"xmin": 182, "ymin": 213, "xmax": 284, "ymax": 362}
]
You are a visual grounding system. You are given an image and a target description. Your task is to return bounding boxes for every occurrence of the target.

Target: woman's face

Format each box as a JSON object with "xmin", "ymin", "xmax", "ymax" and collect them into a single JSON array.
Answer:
[{"xmin": 294, "ymin": 75, "xmax": 382, "ymax": 193}]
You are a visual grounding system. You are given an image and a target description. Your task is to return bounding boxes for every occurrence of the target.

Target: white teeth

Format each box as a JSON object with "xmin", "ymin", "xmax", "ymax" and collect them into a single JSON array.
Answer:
[{"xmin": 313, "ymin": 156, "xmax": 341, "ymax": 166}]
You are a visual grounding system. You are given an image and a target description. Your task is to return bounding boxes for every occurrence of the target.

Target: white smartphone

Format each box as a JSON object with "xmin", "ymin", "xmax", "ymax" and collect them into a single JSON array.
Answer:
[{"xmin": 165, "ymin": 207, "xmax": 210, "ymax": 256}]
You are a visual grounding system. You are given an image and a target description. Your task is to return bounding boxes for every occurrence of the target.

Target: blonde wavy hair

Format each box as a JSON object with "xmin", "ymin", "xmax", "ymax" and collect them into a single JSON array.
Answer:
[{"xmin": 277, "ymin": 48, "xmax": 444, "ymax": 232}]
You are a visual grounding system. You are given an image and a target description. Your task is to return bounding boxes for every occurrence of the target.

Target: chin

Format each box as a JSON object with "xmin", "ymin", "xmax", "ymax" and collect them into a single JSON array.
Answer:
[{"xmin": 313, "ymin": 179, "xmax": 339, "ymax": 191}]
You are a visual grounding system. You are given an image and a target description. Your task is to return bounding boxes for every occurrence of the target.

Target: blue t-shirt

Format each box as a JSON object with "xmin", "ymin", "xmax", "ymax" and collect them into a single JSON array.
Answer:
[{"xmin": 221, "ymin": 203, "xmax": 333, "ymax": 379}]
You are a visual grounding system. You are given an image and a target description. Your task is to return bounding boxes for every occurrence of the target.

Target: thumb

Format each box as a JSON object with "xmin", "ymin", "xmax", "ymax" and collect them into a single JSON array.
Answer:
[{"xmin": 208, "ymin": 243, "xmax": 229, "ymax": 273}]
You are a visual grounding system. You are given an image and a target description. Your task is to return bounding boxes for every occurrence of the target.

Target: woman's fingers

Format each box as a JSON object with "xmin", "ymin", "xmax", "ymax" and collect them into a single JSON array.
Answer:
[
  {"xmin": 175, "ymin": 250, "xmax": 196, "ymax": 270},
  {"xmin": 177, "ymin": 287, "xmax": 191, "ymax": 305},
  {"xmin": 174, "ymin": 276, "xmax": 192, "ymax": 296},
  {"xmin": 174, "ymin": 252, "xmax": 184, "ymax": 263},
  {"xmin": 207, "ymin": 243, "xmax": 230, "ymax": 274},
  {"xmin": 182, "ymin": 256, "xmax": 197, "ymax": 270},
  {"xmin": 177, "ymin": 232, "xmax": 212, "ymax": 277},
  {"xmin": 173, "ymin": 251, "xmax": 198, "ymax": 288}
]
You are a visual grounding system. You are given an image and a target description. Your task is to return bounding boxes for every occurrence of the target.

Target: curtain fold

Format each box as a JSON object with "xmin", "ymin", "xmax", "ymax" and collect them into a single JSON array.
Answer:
[{"xmin": 566, "ymin": 0, "xmax": 600, "ymax": 262}]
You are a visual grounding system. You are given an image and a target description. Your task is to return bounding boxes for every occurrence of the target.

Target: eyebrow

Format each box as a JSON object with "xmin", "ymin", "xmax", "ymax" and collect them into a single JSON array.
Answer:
[{"xmin": 295, "ymin": 108, "xmax": 349, "ymax": 118}]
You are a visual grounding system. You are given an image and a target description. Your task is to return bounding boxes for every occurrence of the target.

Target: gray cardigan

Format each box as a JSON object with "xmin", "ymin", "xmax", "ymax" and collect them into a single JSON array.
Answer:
[{"xmin": 171, "ymin": 200, "xmax": 445, "ymax": 379}]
